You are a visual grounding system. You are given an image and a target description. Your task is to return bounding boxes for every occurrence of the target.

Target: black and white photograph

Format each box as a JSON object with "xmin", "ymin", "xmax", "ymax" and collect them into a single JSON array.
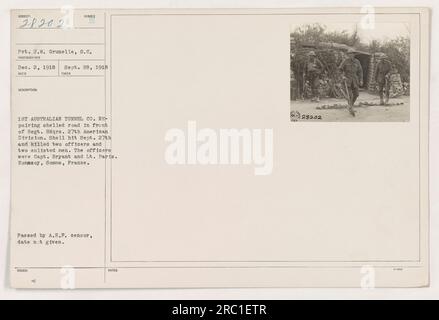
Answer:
[{"xmin": 290, "ymin": 22, "xmax": 411, "ymax": 121}]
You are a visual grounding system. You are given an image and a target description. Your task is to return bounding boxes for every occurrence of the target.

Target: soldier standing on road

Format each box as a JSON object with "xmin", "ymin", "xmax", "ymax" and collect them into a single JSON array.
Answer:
[
  {"xmin": 374, "ymin": 53, "xmax": 393, "ymax": 105},
  {"xmin": 338, "ymin": 48, "xmax": 364, "ymax": 116},
  {"xmin": 304, "ymin": 51, "xmax": 324, "ymax": 102}
]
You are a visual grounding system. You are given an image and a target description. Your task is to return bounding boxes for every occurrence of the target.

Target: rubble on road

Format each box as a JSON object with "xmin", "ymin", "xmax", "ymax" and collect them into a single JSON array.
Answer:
[{"xmin": 316, "ymin": 101, "xmax": 404, "ymax": 110}]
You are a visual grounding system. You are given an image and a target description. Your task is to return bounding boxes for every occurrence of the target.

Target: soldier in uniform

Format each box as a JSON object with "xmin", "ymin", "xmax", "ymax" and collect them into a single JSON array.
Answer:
[
  {"xmin": 338, "ymin": 48, "xmax": 363, "ymax": 116},
  {"xmin": 374, "ymin": 53, "xmax": 393, "ymax": 105},
  {"xmin": 304, "ymin": 51, "xmax": 324, "ymax": 102}
]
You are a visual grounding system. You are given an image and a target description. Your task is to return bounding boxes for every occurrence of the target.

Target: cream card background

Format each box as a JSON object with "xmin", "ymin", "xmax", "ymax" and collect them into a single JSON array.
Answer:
[
  {"xmin": 0, "ymin": 0, "xmax": 436, "ymax": 297},
  {"xmin": 111, "ymin": 13, "xmax": 420, "ymax": 263}
]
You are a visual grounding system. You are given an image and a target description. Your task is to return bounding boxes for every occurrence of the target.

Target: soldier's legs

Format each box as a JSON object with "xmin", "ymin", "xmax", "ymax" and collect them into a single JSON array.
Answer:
[
  {"xmin": 378, "ymin": 81, "xmax": 385, "ymax": 105},
  {"xmin": 346, "ymin": 81, "xmax": 355, "ymax": 116},
  {"xmin": 347, "ymin": 90, "xmax": 355, "ymax": 116},
  {"xmin": 384, "ymin": 78, "xmax": 390, "ymax": 104},
  {"xmin": 296, "ymin": 74, "xmax": 303, "ymax": 99},
  {"xmin": 308, "ymin": 75, "xmax": 317, "ymax": 101},
  {"xmin": 352, "ymin": 83, "xmax": 359, "ymax": 105},
  {"xmin": 312, "ymin": 76, "xmax": 320, "ymax": 101},
  {"xmin": 290, "ymin": 80, "xmax": 297, "ymax": 100}
]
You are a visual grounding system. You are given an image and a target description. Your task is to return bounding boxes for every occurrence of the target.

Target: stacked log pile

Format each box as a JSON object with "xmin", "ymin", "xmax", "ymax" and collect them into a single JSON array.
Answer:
[{"xmin": 366, "ymin": 53, "xmax": 407, "ymax": 97}]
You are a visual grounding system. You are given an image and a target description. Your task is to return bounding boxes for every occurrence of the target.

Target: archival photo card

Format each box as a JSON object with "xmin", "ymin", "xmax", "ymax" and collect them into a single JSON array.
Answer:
[{"xmin": 9, "ymin": 7, "xmax": 429, "ymax": 288}]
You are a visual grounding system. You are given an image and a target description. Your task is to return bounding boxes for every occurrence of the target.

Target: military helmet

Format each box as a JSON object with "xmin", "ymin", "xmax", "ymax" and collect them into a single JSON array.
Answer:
[{"xmin": 308, "ymin": 51, "xmax": 316, "ymax": 56}]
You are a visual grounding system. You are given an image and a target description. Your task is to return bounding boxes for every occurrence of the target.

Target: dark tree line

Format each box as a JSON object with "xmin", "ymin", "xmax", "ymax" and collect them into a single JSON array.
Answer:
[{"xmin": 291, "ymin": 24, "xmax": 410, "ymax": 82}]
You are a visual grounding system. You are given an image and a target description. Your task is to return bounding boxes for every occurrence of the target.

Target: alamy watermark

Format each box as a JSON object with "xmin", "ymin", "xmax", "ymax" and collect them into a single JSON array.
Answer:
[{"xmin": 164, "ymin": 121, "xmax": 274, "ymax": 175}]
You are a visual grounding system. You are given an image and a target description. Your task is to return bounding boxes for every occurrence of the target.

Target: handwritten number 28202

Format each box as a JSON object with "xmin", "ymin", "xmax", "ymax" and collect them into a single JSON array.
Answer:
[{"xmin": 19, "ymin": 18, "xmax": 67, "ymax": 29}]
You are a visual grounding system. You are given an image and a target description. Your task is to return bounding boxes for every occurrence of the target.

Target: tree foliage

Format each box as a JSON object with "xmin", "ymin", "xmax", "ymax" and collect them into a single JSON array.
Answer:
[
  {"xmin": 291, "ymin": 24, "xmax": 410, "ymax": 83},
  {"xmin": 291, "ymin": 23, "xmax": 361, "ymax": 47}
]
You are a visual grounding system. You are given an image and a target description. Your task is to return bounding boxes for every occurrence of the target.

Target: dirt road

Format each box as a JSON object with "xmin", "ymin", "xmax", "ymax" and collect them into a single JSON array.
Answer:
[{"xmin": 290, "ymin": 91, "xmax": 410, "ymax": 122}]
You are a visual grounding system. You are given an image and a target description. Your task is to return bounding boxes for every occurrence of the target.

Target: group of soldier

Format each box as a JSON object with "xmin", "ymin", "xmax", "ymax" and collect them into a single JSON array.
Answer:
[{"xmin": 293, "ymin": 48, "xmax": 394, "ymax": 116}]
